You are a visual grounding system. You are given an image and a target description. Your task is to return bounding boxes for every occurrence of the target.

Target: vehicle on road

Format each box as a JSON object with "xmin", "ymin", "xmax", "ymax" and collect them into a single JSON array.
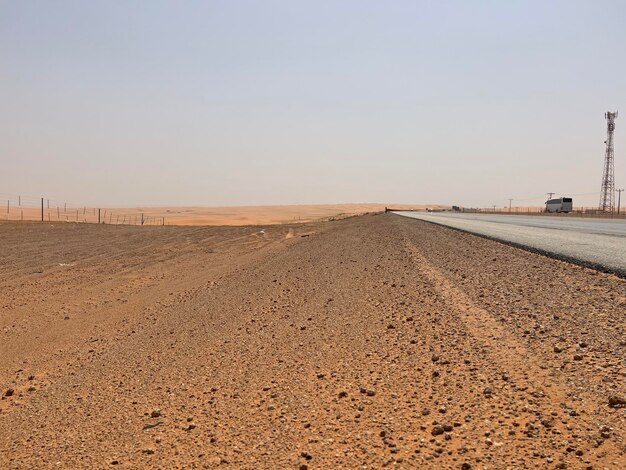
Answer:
[{"xmin": 546, "ymin": 197, "xmax": 573, "ymax": 213}]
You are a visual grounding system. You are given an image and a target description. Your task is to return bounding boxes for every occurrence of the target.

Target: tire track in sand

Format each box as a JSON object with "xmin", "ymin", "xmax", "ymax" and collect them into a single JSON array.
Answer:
[{"xmin": 401, "ymin": 234, "xmax": 624, "ymax": 466}]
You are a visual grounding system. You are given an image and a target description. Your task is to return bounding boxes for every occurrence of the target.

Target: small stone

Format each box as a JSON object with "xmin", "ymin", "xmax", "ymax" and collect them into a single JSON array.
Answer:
[
  {"xmin": 431, "ymin": 354, "xmax": 440, "ymax": 362},
  {"xmin": 338, "ymin": 391, "xmax": 348, "ymax": 398},
  {"xmin": 421, "ymin": 408, "xmax": 430, "ymax": 416},
  {"xmin": 4, "ymin": 389, "xmax": 14, "ymax": 397},
  {"xmin": 143, "ymin": 448, "xmax": 154, "ymax": 455},
  {"xmin": 150, "ymin": 409, "xmax": 161, "ymax": 418},
  {"xmin": 432, "ymin": 370, "xmax": 440, "ymax": 378},
  {"xmin": 461, "ymin": 463, "xmax": 472, "ymax": 470},
  {"xmin": 573, "ymin": 354, "xmax": 583, "ymax": 361},
  {"xmin": 553, "ymin": 345, "xmax": 563, "ymax": 353},
  {"xmin": 27, "ymin": 386, "xmax": 36, "ymax": 392},
  {"xmin": 431, "ymin": 425, "xmax": 445, "ymax": 436},
  {"xmin": 483, "ymin": 387, "xmax": 493, "ymax": 397},
  {"xmin": 300, "ymin": 451, "xmax": 313, "ymax": 460},
  {"xmin": 366, "ymin": 389, "xmax": 376, "ymax": 397},
  {"xmin": 608, "ymin": 396, "xmax": 626, "ymax": 408},
  {"xmin": 443, "ymin": 424, "xmax": 453, "ymax": 432}
]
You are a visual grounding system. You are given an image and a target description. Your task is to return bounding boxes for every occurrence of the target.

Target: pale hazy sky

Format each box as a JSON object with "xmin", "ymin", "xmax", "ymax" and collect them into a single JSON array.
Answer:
[{"xmin": 1, "ymin": 1, "xmax": 625, "ymax": 208}]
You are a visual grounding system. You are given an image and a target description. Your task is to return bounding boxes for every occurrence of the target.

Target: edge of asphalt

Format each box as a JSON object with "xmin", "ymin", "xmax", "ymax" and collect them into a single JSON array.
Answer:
[{"xmin": 390, "ymin": 212, "xmax": 626, "ymax": 280}]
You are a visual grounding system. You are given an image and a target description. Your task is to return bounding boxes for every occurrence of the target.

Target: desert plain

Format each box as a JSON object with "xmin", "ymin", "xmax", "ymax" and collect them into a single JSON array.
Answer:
[
  {"xmin": 1, "ymin": 203, "xmax": 433, "ymax": 226},
  {"xmin": 0, "ymin": 212, "xmax": 625, "ymax": 469}
]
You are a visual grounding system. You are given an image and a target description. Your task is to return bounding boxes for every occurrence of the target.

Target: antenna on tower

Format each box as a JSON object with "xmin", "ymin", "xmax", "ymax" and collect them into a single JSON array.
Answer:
[{"xmin": 599, "ymin": 111, "xmax": 617, "ymax": 212}]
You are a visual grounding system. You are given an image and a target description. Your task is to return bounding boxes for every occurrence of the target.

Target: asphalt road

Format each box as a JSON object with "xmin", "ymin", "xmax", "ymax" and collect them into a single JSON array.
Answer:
[{"xmin": 394, "ymin": 211, "xmax": 626, "ymax": 275}]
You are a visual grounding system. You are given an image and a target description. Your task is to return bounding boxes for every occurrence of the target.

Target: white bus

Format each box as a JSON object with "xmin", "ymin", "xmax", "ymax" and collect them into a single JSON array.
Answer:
[{"xmin": 545, "ymin": 197, "xmax": 573, "ymax": 213}]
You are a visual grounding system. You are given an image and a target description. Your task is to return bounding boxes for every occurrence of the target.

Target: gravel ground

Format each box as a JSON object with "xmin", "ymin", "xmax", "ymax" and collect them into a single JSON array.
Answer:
[
  {"xmin": 394, "ymin": 212, "xmax": 626, "ymax": 276},
  {"xmin": 0, "ymin": 215, "xmax": 625, "ymax": 469}
]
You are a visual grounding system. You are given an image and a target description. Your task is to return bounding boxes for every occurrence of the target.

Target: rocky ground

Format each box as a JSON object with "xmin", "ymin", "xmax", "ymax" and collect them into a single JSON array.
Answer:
[{"xmin": 0, "ymin": 213, "xmax": 624, "ymax": 469}]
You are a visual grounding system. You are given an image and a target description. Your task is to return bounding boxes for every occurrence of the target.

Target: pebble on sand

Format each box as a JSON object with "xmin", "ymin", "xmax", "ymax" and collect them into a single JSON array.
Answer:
[{"xmin": 431, "ymin": 425, "xmax": 445, "ymax": 436}]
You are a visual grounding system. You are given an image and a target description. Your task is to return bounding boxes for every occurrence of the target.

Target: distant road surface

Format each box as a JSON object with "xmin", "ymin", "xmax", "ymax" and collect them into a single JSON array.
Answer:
[{"xmin": 393, "ymin": 211, "xmax": 626, "ymax": 275}]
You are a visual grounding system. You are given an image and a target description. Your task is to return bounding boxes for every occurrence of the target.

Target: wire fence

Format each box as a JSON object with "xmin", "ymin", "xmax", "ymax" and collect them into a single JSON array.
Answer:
[
  {"xmin": 0, "ymin": 193, "xmax": 165, "ymax": 226},
  {"xmin": 458, "ymin": 206, "xmax": 626, "ymax": 218}
]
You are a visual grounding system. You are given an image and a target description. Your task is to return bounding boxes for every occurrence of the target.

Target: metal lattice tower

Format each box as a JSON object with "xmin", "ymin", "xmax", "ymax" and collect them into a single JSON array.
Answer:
[{"xmin": 599, "ymin": 111, "xmax": 617, "ymax": 212}]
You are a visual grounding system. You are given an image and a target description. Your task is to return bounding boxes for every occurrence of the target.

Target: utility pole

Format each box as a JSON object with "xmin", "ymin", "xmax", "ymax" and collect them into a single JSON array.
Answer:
[
  {"xmin": 41, "ymin": 198, "xmax": 44, "ymax": 222},
  {"xmin": 599, "ymin": 111, "xmax": 617, "ymax": 212},
  {"xmin": 546, "ymin": 192, "xmax": 555, "ymax": 213},
  {"xmin": 617, "ymin": 189, "xmax": 624, "ymax": 215}
]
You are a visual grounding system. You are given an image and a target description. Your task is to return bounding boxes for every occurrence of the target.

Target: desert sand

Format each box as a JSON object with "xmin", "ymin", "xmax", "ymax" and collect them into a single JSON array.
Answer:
[
  {"xmin": 0, "ymin": 203, "xmax": 438, "ymax": 226},
  {"xmin": 1, "ymin": 213, "xmax": 624, "ymax": 468}
]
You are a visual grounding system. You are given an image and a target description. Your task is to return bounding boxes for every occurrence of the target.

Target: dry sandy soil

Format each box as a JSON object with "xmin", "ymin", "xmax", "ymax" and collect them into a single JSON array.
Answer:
[
  {"xmin": 2, "ymin": 203, "xmax": 435, "ymax": 226},
  {"xmin": 0, "ymin": 214, "xmax": 625, "ymax": 469}
]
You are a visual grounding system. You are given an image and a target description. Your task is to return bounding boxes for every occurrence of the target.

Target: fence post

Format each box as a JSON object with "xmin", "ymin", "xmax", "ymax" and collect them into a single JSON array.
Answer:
[
  {"xmin": 98, "ymin": 208, "xmax": 101, "ymax": 224},
  {"xmin": 41, "ymin": 198, "xmax": 44, "ymax": 222}
]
